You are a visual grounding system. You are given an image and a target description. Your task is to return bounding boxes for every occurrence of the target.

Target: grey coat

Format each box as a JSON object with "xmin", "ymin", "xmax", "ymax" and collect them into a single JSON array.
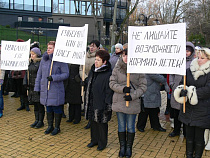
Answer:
[
  {"xmin": 170, "ymin": 41, "xmax": 195, "ymax": 110},
  {"xmin": 144, "ymin": 74, "xmax": 166, "ymax": 108},
  {"xmin": 109, "ymin": 57, "xmax": 147, "ymax": 114}
]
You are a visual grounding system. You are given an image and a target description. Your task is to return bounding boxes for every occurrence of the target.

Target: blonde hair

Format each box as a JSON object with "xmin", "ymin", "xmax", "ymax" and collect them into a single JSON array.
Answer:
[{"xmin": 197, "ymin": 48, "xmax": 210, "ymax": 60}]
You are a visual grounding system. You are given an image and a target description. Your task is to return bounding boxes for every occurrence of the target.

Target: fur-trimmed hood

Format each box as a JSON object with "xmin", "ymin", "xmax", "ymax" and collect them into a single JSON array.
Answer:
[{"xmin": 190, "ymin": 58, "xmax": 210, "ymax": 80}]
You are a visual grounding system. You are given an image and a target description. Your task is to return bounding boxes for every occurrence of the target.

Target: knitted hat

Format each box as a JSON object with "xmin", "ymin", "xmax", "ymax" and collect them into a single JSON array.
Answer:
[
  {"xmin": 115, "ymin": 43, "xmax": 123, "ymax": 50},
  {"xmin": 31, "ymin": 47, "xmax": 41, "ymax": 57}
]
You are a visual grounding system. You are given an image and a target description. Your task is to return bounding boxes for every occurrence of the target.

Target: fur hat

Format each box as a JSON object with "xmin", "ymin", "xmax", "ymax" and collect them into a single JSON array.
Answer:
[
  {"xmin": 31, "ymin": 47, "xmax": 41, "ymax": 57},
  {"xmin": 115, "ymin": 43, "xmax": 123, "ymax": 50},
  {"xmin": 201, "ymin": 47, "xmax": 210, "ymax": 56}
]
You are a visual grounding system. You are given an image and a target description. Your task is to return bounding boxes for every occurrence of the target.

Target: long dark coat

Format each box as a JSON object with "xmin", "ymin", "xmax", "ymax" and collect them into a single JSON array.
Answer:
[
  {"xmin": 85, "ymin": 62, "xmax": 113, "ymax": 123},
  {"xmin": 64, "ymin": 64, "xmax": 82, "ymax": 104},
  {"xmin": 27, "ymin": 58, "xmax": 41, "ymax": 103},
  {"xmin": 179, "ymin": 59, "xmax": 210, "ymax": 128}
]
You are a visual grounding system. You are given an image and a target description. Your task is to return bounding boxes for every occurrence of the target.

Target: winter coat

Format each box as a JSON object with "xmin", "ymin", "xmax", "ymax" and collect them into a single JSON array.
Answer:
[
  {"xmin": 79, "ymin": 50, "xmax": 96, "ymax": 79},
  {"xmin": 34, "ymin": 52, "xmax": 69, "ymax": 106},
  {"xmin": 109, "ymin": 57, "xmax": 147, "ymax": 114},
  {"xmin": 144, "ymin": 74, "xmax": 166, "ymax": 108},
  {"xmin": 170, "ymin": 41, "xmax": 195, "ymax": 110},
  {"xmin": 178, "ymin": 58, "xmax": 210, "ymax": 128},
  {"xmin": 85, "ymin": 62, "xmax": 113, "ymax": 123},
  {"xmin": 27, "ymin": 57, "xmax": 41, "ymax": 103},
  {"xmin": 109, "ymin": 52, "xmax": 121, "ymax": 70},
  {"xmin": 11, "ymin": 70, "xmax": 26, "ymax": 79},
  {"xmin": 64, "ymin": 64, "xmax": 82, "ymax": 104}
]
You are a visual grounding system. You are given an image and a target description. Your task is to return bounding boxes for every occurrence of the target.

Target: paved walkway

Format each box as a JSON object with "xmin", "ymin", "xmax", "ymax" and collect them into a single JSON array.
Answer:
[{"xmin": 0, "ymin": 92, "xmax": 210, "ymax": 158}]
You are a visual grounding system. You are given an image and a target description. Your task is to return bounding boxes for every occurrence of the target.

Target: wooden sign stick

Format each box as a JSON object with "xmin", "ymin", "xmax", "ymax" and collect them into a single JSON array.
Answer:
[
  {"xmin": 81, "ymin": 65, "xmax": 85, "ymax": 96},
  {"xmin": 126, "ymin": 73, "xmax": 130, "ymax": 107},
  {"xmin": 183, "ymin": 75, "xmax": 186, "ymax": 113},
  {"xmin": 48, "ymin": 60, "xmax": 54, "ymax": 90}
]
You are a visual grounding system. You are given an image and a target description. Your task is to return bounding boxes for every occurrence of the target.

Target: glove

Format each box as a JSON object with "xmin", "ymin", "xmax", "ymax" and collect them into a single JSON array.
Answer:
[
  {"xmin": 180, "ymin": 89, "xmax": 188, "ymax": 97},
  {"xmin": 123, "ymin": 86, "xmax": 131, "ymax": 93},
  {"xmin": 124, "ymin": 95, "xmax": 132, "ymax": 101},
  {"xmin": 47, "ymin": 76, "xmax": 53, "ymax": 81},
  {"xmin": 80, "ymin": 81, "xmax": 86, "ymax": 86}
]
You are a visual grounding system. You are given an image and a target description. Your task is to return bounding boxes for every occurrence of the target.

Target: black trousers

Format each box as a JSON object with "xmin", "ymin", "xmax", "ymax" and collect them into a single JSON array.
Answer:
[
  {"xmin": 34, "ymin": 102, "xmax": 45, "ymax": 114},
  {"xmin": 90, "ymin": 120, "xmax": 108, "ymax": 148},
  {"xmin": 68, "ymin": 104, "xmax": 81, "ymax": 122},
  {"xmin": 185, "ymin": 125, "xmax": 205, "ymax": 144},
  {"xmin": 172, "ymin": 108, "xmax": 186, "ymax": 135},
  {"xmin": 137, "ymin": 107, "xmax": 161, "ymax": 130}
]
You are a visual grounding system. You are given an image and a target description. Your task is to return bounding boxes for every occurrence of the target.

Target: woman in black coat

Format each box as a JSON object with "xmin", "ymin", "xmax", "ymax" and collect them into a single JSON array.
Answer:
[
  {"xmin": 85, "ymin": 50, "xmax": 113, "ymax": 151},
  {"xmin": 65, "ymin": 64, "xmax": 82, "ymax": 124},
  {"xmin": 174, "ymin": 47, "xmax": 210, "ymax": 158}
]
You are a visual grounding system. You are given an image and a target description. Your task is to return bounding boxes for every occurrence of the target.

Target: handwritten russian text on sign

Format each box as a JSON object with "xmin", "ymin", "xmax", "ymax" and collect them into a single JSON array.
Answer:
[
  {"xmin": 53, "ymin": 25, "xmax": 88, "ymax": 65},
  {"xmin": 128, "ymin": 23, "xmax": 186, "ymax": 75},
  {"xmin": 1, "ymin": 39, "xmax": 30, "ymax": 70}
]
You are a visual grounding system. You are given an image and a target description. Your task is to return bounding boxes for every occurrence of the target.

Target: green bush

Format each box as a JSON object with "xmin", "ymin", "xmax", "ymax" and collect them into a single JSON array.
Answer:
[{"xmin": 5, "ymin": 25, "xmax": 10, "ymax": 28}]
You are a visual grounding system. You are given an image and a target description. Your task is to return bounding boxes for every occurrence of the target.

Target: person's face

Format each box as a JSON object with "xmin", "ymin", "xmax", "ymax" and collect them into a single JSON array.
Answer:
[
  {"xmin": 122, "ymin": 54, "xmax": 127, "ymax": 63},
  {"xmin": 95, "ymin": 56, "xmax": 106, "ymax": 68},
  {"xmin": 186, "ymin": 50, "xmax": 192, "ymax": 57},
  {"xmin": 47, "ymin": 44, "xmax": 54, "ymax": 55},
  {"xmin": 115, "ymin": 47, "xmax": 121, "ymax": 53},
  {"xmin": 89, "ymin": 43, "xmax": 98, "ymax": 53},
  {"xmin": 30, "ymin": 52, "xmax": 37, "ymax": 60},
  {"xmin": 197, "ymin": 52, "xmax": 209, "ymax": 66}
]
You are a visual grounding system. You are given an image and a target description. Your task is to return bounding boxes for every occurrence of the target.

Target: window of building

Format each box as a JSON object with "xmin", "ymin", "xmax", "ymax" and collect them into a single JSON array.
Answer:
[
  {"xmin": 45, "ymin": 0, "xmax": 52, "ymax": 12},
  {"xmin": 38, "ymin": 0, "xmax": 44, "ymax": 12},
  {"xmin": 70, "ymin": 0, "xmax": 75, "ymax": 14},
  {"xmin": 48, "ymin": 18, "xmax": 53, "ymax": 23},
  {"xmin": 58, "ymin": 18, "xmax": 64, "ymax": 23},
  {"xmin": 14, "ymin": 0, "xmax": 23, "ymax": 10},
  {"xmin": 0, "ymin": 0, "xmax": 9, "ymax": 9},
  {"xmin": 24, "ymin": 0, "xmax": 33, "ymax": 11},
  {"xmin": 28, "ymin": 17, "xmax": 34, "ymax": 22},
  {"xmin": 65, "ymin": 0, "xmax": 70, "ymax": 14},
  {"xmin": 18, "ymin": 16, "xmax": 22, "ymax": 22}
]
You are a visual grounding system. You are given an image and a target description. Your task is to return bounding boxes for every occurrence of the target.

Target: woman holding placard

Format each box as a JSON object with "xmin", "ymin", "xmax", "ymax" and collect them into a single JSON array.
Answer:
[
  {"xmin": 174, "ymin": 48, "xmax": 210, "ymax": 158},
  {"xmin": 109, "ymin": 49, "xmax": 147, "ymax": 158},
  {"xmin": 34, "ymin": 41, "xmax": 69, "ymax": 136}
]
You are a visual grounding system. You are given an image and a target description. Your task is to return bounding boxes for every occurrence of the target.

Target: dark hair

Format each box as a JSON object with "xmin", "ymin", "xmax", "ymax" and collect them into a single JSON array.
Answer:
[
  {"xmin": 122, "ymin": 48, "xmax": 128, "ymax": 55},
  {"xmin": 90, "ymin": 40, "xmax": 100, "ymax": 48},
  {"xmin": 95, "ymin": 50, "xmax": 110, "ymax": 62}
]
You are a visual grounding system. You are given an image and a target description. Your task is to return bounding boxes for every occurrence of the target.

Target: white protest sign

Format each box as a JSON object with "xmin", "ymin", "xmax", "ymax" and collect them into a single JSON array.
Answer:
[
  {"xmin": 53, "ymin": 24, "xmax": 88, "ymax": 65},
  {"xmin": 1, "ymin": 39, "xmax": 31, "ymax": 70},
  {"xmin": 128, "ymin": 23, "xmax": 186, "ymax": 75}
]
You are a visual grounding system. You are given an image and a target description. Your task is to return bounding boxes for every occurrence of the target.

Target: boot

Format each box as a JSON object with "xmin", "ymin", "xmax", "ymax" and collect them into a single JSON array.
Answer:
[
  {"xmin": 205, "ymin": 132, "xmax": 210, "ymax": 150},
  {"xmin": 25, "ymin": 102, "xmax": 30, "ymax": 111},
  {"xmin": 194, "ymin": 143, "xmax": 204, "ymax": 158},
  {"xmin": 118, "ymin": 132, "xmax": 126, "ymax": 158},
  {"xmin": 35, "ymin": 113, "xmax": 45, "ymax": 128},
  {"xmin": 51, "ymin": 113, "xmax": 62, "ymax": 136},
  {"xmin": 17, "ymin": 100, "xmax": 25, "ymax": 111},
  {"xmin": 30, "ymin": 111, "xmax": 39, "ymax": 128},
  {"xmin": 125, "ymin": 132, "xmax": 135, "ymax": 158},
  {"xmin": 84, "ymin": 121, "xmax": 91, "ymax": 129},
  {"xmin": 44, "ymin": 112, "xmax": 54, "ymax": 134},
  {"xmin": 186, "ymin": 140, "xmax": 194, "ymax": 158}
]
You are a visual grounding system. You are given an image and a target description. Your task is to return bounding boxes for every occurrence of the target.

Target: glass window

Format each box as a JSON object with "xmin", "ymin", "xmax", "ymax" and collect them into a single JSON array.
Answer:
[
  {"xmin": 24, "ymin": 0, "xmax": 33, "ymax": 11},
  {"xmin": 81, "ymin": 1, "xmax": 86, "ymax": 15},
  {"xmin": 104, "ymin": 7, "xmax": 111, "ymax": 19},
  {"xmin": 14, "ymin": 0, "xmax": 23, "ymax": 10},
  {"xmin": 48, "ymin": 18, "xmax": 53, "ymax": 23},
  {"xmin": 75, "ymin": 0, "xmax": 81, "ymax": 14},
  {"xmin": 117, "ymin": 8, "xmax": 121, "ymax": 19},
  {"xmin": 58, "ymin": 18, "xmax": 64, "ymax": 23},
  {"xmin": 86, "ymin": 2, "xmax": 91, "ymax": 15},
  {"xmin": 28, "ymin": 17, "xmax": 34, "ymax": 22},
  {"xmin": 53, "ymin": 0, "xmax": 58, "ymax": 13},
  {"xmin": 0, "ymin": 0, "xmax": 9, "ymax": 9},
  {"xmin": 97, "ymin": 2, "xmax": 102, "ymax": 16},
  {"xmin": 34, "ymin": 0, "xmax": 37, "ymax": 11},
  {"xmin": 59, "ymin": 3, "xmax": 64, "ymax": 13},
  {"xmin": 70, "ymin": 0, "xmax": 75, "ymax": 14},
  {"xmin": 45, "ymin": 0, "xmax": 52, "ymax": 12},
  {"xmin": 18, "ymin": 16, "xmax": 22, "ymax": 22},
  {"xmin": 121, "ymin": 0, "xmax": 127, "ymax": 7},
  {"xmin": 65, "ymin": 0, "xmax": 70, "ymax": 14},
  {"xmin": 121, "ymin": 9, "xmax": 126, "ymax": 19},
  {"xmin": 38, "ymin": 0, "xmax": 44, "ymax": 12}
]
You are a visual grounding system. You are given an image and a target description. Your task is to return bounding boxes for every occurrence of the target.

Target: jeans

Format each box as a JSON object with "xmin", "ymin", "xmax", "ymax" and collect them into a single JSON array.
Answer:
[
  {"xmin": 46, "ymin": 105, "xmax": 63, "ymax": 114},
  {"xmin": 116, "ymin": 112, "xmax": 137, "ymax": 133},
  {"xmin": 0, "ymin": 86, "xmax": 4, "ymax": 112}
]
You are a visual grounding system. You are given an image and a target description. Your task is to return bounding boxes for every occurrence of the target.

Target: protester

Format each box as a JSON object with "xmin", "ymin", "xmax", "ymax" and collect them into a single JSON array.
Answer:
[
  {"xmin": 109, "ymin": 49, "xmax": 147, "ymax": 158},
  {"xmin": 174, "ymin": 47, "xmax": 210, "ymax": 158},
  {"xmin": 85, "ymin": 50, "xmax": 113, "ymax": 151},
  {"xmin": 109, "ymin": 43, "xmax": 123, "ymax": 70},
  {"xmin": 27, "ymin": 47, "xmax": 44, "ymax": 128},
  {"xmin": 169, "ymin": 41, "xmax": 195, "ymax": 137},
  {"xmin": 65, "ymin": 64, "xmax": 82, "ymax": 124},
  {"xmin": 79, "ymin": 40, "xmax": 100, "ymax": 129},
  {"xmin": 0, "ymin": 43, "xmax": 5, "ymax": 118},
  {"xmin": 136, "ymin": 74, "xmax": 169, "ymax": 132},
  {"xmin": 34, "ymin": 41, "xmax": 69, "ymax": 136}
]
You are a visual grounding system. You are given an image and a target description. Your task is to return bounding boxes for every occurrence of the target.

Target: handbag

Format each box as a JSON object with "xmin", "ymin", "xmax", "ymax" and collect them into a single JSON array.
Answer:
[{"xmin": 130, "ymin": 81, "xmax": 145, "ymax": 112}]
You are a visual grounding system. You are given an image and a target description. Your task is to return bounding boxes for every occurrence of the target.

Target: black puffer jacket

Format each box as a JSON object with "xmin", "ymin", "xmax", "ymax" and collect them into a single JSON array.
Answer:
[
  {"xmin": 179, "ymin": 59, "xmax": 210, "ymax": 128},
  {"xmin": 64, "ymin": 64, "xmax": 82, "ymax": 104},
  {"xmin": 85, "ymin": 62, "xmax": 113, "ymax": 123},
  {"xmin": 28, "ymin": 58, "xmax": 41, "ymax": 103}
]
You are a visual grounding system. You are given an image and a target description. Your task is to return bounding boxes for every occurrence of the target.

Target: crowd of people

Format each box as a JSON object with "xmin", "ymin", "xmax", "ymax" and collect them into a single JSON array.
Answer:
[{"xmin": 0, "ymin": 39, "xmax": 209, "ymax": 158}]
